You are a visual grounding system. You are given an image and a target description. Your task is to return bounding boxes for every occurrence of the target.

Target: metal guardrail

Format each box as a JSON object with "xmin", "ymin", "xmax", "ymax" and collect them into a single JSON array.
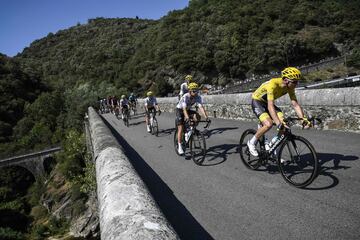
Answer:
[
  {"xmin": 209, "ymin": 56, "xmax": 347, "ymax": 95},
  {"xmin": 297, "ymin": 75, "xmax": 360, "ymax": 90}
]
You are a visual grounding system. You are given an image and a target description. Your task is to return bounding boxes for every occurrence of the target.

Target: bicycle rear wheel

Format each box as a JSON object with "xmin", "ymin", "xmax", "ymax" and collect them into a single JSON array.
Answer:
[
  {"xmin": 190, "ymin": 131, "xmax": 206, "ymax": 165},
  {"xmin": 277, "ymin": 135, "xmax": 318, "ymax": 188},
  {"xmin": 173, "ymin": 128, "xmax": 186, "ymax": 156},
  {"xmin": 239, "ymin": 129, "xmax": 262, "ymax": 170},
  {"xmin": 151, "ymin": 118, "xmax": 159, "ymax": 136}
]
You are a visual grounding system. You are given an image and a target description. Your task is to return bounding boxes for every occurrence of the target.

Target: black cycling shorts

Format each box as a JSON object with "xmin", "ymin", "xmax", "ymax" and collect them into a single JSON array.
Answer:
[
  {"xmin": 175, "ymin": 108, "xmax": 199, "ymax": 126},
  {"xmin": 145, "ymin": 107, "xmax": 156, "ymax": 117},
  {"xmin": 251, "ymin": 99, "xmax": 283, "ymax": 122}
]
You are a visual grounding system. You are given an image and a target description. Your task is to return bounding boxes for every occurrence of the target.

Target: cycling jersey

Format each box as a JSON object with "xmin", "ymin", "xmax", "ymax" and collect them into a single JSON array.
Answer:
[
  {"xmin": 129, "ymin": 95, "xmax": 136, "ymax": 102},
  {"xmin": 176, "ymin": 92, "xmax": 202, "ymax": 110},
  {"xmin": 252, "ymin": 78, "xmax": 297, "ymax": 102},
  {"xmin": 179, "ymin": 82, "xmax": 188, "ymax": 96},
  {"xmin": 112, "ymin": 97, "xmax": 118, "ymax": 106},
  {"xmin": 119, "ymin": 99, "xmax": 128, "ymax": 107},
  {"xmin": 144, "ymin": 96, "xmax": 158, "ymax": 108}
]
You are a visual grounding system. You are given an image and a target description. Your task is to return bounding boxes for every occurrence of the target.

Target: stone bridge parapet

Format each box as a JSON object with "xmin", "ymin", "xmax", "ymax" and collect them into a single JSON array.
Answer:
[
  {"xmin": 155, "ymin": 87, "xmax": 360, "ymax": 132},
  {"xmin": 87, "ymin": 107, "xmax": 179, "ymax": 240}
]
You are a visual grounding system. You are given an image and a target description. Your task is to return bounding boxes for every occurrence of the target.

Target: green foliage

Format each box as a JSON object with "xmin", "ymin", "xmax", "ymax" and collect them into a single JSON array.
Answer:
[
  {"xmin": 27, "ymin": 181, "xmax": 46, "ymax": 206},
  {"xmin": 0, "ymin": 54, "xmax": 44, "ymax": 142},
  {"xmin": 30, "ymin": 216, "xmax": 69, "ymax": 239},
  {"xmin": 348, "ymin": 47, "xmax": 360, "ymax": 68},
  {"xmin": 0, "ymin": 167, "xmax": 35, "ymax": 201},
  {"xmin": 13, "ymin": 1, "xmax": 360, "ymax": 98},
  {"xmin": 57, "ymin": 130, "xmax": 86, "ymax": 180},
  {"xmin": 30, "ymin": 205, "xmax": 48, "ymax": 221},
  {"xmin": 0, "ymin": 227, "xmax": 25, "ymax": 240}
]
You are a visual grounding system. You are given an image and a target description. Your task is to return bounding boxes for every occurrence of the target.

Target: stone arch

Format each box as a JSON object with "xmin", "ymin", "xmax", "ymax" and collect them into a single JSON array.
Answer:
[{"xmin": 43, "ymin": 156, "xmax": 57, "ymax": 175}]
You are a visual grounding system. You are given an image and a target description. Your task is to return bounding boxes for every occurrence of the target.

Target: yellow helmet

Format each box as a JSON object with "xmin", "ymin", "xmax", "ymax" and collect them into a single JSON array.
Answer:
[
  {"xmin": 281, "ymin": 67, "xmax": 301, "ymax": 80},
  {"xmin": 185, "ymin": 75, "xmax": 193, "ymax": 82},
  {"xmin": 147, "ymin": 91, "xmax": 153, "ymax": 97},
  {"xmin": 121, "ymin": 95, "xmax": 126, "ymax": 99},
  {"xmin": 188, "ymin": 82, "xmax": 199, "ymax": 91}
]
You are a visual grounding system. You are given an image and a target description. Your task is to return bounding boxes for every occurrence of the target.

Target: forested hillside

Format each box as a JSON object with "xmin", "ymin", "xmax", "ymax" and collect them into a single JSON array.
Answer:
[
  {"xmin": 0, "ymin": 54, "xmax": 45, "ymax": 143},
  {"xmin": 1, "ymin": 0, "xmax": 360, "ymax": 238},
  {"xmin": 16, "ymin": 0, "xmax": 360, "ymax": 96}
]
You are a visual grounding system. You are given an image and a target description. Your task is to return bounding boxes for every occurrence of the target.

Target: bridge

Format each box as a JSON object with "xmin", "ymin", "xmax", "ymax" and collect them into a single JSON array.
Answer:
[
  {"xmin": 87, "ymin": 87, "xmax": 360, "ymax": 240},
  {"xmin": 0, "ymin": 147, "xmax": 61, "ymax": 180}
]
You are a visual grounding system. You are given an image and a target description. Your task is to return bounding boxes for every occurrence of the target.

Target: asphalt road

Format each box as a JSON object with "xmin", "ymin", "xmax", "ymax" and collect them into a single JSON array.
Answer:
[{"xmin": 102, "ymin": 111, "xmax": 360, "ymax": 240}]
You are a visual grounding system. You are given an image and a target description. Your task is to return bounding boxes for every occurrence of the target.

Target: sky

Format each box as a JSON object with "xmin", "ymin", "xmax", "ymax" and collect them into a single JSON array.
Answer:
[{"xmin": 0, "ymin": 0, "xmax": 189, "ymax": 57}]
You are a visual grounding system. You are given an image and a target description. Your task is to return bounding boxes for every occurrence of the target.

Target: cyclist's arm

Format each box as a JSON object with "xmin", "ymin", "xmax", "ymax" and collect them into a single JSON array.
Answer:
[
  {"xmin": 292, "ymin": 100, "xmax": 305, "ymax": 119},
  {"xmin": 183, "ymin": 107, "xmax": 190, "ymax": 120},
  {"xmin": 198, "ymin": 105, "xmax": 208, "ymax": 119}
]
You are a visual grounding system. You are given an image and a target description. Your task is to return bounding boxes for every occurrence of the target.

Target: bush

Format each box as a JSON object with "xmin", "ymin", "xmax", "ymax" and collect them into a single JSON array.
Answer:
[
  {"xmin": 30, "ymin": 206, "xmax": 48, "ymax": 221},
  {"xmin": 0, "ymin": 227, "xmax": 25, "ymax": 240}
]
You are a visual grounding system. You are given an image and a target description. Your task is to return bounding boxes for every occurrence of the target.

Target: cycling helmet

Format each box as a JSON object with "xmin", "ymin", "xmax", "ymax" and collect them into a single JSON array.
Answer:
[
  {"xmin": 185, "ymin": 75, "xmax": 193, "ymax": 82},
  {"xmin": 147, "ymin": 91, "xmax": 153, "ymax": 97},
  {"xmin": 121, "ymin": 95, "xmax": 126, "ymax": 99},
  {"xmin": 281, "ymin": 67, "xmax": 301, "ymax": 81},
  {"xmin": 188, "ymin": 82, "xmax": 199, "ymax": 91},
  {"xmin": 130, "ymin": 92, "xmax": 134, "ymax": 96}
]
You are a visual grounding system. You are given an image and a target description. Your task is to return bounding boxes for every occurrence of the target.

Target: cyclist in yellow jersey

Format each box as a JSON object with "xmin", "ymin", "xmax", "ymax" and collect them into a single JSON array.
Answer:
[{"xmin": 247, "ymin": 67, "xmax": 311, "ymax": 156}]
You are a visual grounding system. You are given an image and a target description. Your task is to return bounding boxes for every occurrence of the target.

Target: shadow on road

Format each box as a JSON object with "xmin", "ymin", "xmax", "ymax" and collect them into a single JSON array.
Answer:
[
  {"xmin": 157, "ymin": 128, "xmax": 176, "ymax": 137},
  {"xmin": 103, "ymin": 119, "xmax": 215, "ymax": 240},
  {"xmin": 205, "ymin": 127, "xmax": 239, "ymax": 138},
  {"xmin": 305, "ymin": 152, "xmax": 359, "ymax": 190},
  {"xmin": 202, "ymin": 144, "xmax": 238, "ymax": 166},
  {"xmin": 129, "ymin": 113, "xmax": 146, "ymax": 120},
  {"xmin": 129, "ymin": 120, "xmax": 145, "ymax": 126}
]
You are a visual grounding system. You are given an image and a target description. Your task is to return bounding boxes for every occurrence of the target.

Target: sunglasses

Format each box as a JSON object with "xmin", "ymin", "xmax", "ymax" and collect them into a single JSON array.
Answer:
[
  {"xmin": 287, "ymin": 80, "xmax": 298, "ymax": 85},
  {"xmin": 191, "ymin": 90, "xmax": 199, "ymax": 94}
]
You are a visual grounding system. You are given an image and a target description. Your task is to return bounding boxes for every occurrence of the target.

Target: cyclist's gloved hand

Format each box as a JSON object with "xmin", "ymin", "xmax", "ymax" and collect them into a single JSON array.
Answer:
[
  {"xmin": 205, "ymin": 117, "xmax": 211, "ymax": 122},
  {"xmin": 302, "ymin": 117, "xmax": 312, "ymax": 129},
  {"xmin": 276, "ymin": 123, "xmax": 284, "ymax": 131}
]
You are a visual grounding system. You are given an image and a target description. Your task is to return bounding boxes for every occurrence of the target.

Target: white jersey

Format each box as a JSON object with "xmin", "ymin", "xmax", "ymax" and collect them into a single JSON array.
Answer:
[
  {"xmin": 119, "ymin": 98, "xmax": 128, "ymax": 106},
  {"xmin": 144, "ymin": 96, "xmax": 158, "ymax": 108},
  {"xmin": 176, "ymin": 92, "xmax": 202, "ymax": 110},
  {"xmin": 179, "ymin": 82, "xmax": 188, "ymax": 96}
]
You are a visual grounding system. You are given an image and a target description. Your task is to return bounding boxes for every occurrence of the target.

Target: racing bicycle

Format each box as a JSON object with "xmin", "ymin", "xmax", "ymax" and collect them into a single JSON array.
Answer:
[
  {"xmin": 174, "ymin": 118, "xmax": 211, "ymax": 165},
  {"xmin": 148, "ymin": 110, "xmax": 161, "ymax": 136},
  {"xmin": 129, "ymin": 101, "xmax": 137, "ymax": 116},
  {"xmin": 239, "ymin": 117, "xmax": 318, "ymax": 188},
  {"xmin": 122, "ymin": 107, "xmax": 130, "ymax": 127}
]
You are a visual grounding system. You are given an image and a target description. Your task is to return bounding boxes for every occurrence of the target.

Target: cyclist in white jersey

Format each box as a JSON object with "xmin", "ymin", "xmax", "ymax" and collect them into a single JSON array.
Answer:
[
  {"xmin": 179, "ymin": 75, "xmax": 193, "ymax": 99},
  {"xmin": 144, "ymin": 91, "xmax": 161, "ymax": 132},
  {"xmin": 119, "ymin": 95, "xmax": 129, "ymax": 119},
  {"xmin": 175, "ymin": 82, "xmax": 209, "ymax": 155}
]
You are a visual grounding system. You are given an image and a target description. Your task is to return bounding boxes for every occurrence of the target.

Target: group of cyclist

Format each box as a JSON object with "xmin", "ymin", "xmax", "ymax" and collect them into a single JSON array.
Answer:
[
  {"xmin": 173, "ymin": 67, "xmax": 312, "ymax": 156},
  {"xmin": 100, "ymin": 66, "xmax": 312, "ymax": 157},
  {"xmin": 99, "ymin": 93, "xmax": 138, "ymax": 119}
]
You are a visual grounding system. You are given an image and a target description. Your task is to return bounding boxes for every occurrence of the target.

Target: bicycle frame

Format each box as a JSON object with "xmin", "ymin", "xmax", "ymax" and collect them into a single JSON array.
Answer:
[{"xmin": 256, "ymin": 117, "xmax": 303, "ymax": 162}]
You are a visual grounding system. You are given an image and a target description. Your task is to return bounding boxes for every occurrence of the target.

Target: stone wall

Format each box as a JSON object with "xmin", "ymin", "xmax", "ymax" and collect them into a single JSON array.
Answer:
[
  {"xmin": 87, "ymin": 107, "xmax": 179, "ymax": 240},
  {"xmin": 155, "ymin": 87, "xmax": 360, "ymax": 132}
]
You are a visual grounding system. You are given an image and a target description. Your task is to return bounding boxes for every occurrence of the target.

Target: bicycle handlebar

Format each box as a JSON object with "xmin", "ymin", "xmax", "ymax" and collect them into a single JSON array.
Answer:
[{"xmin": 283, "ymin": 116, "xmax": 322, "ymax": 129}]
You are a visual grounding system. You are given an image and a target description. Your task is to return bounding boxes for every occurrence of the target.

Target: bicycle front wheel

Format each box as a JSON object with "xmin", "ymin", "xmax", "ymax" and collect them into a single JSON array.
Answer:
[
  {"xmin": 190, "ymin": 131, "xmax": 206, "ymax": 165},
  {"xmin": 277, "ymin": 135, "xmax": 318, "ymax": 188},
  {"xmin": 152, "ymin": 119, "xmax": 159, "ymax": 136}
]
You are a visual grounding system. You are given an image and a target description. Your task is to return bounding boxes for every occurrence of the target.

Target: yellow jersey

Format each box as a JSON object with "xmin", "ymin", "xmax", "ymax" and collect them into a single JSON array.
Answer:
[{"xmin": 252, "ymin": 78, "xmax": 297, "ymax": 102}]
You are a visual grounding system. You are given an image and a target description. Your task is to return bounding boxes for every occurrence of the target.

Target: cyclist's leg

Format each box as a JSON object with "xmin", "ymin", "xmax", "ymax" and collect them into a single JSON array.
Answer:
[
  {"xmin": 176, "ymin": 109, "xmax": 185, "ymax": 144},
  {"xmin": 145, "ymin": 108, "xmax": 151, "ymax": 132},
  {"xmin": 252, "ymin": 100, "xmax": 273, "ymax": 139},
  {"xmin": 248, "ymin": 100, "xmax": 273, "ymax": 156}
]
